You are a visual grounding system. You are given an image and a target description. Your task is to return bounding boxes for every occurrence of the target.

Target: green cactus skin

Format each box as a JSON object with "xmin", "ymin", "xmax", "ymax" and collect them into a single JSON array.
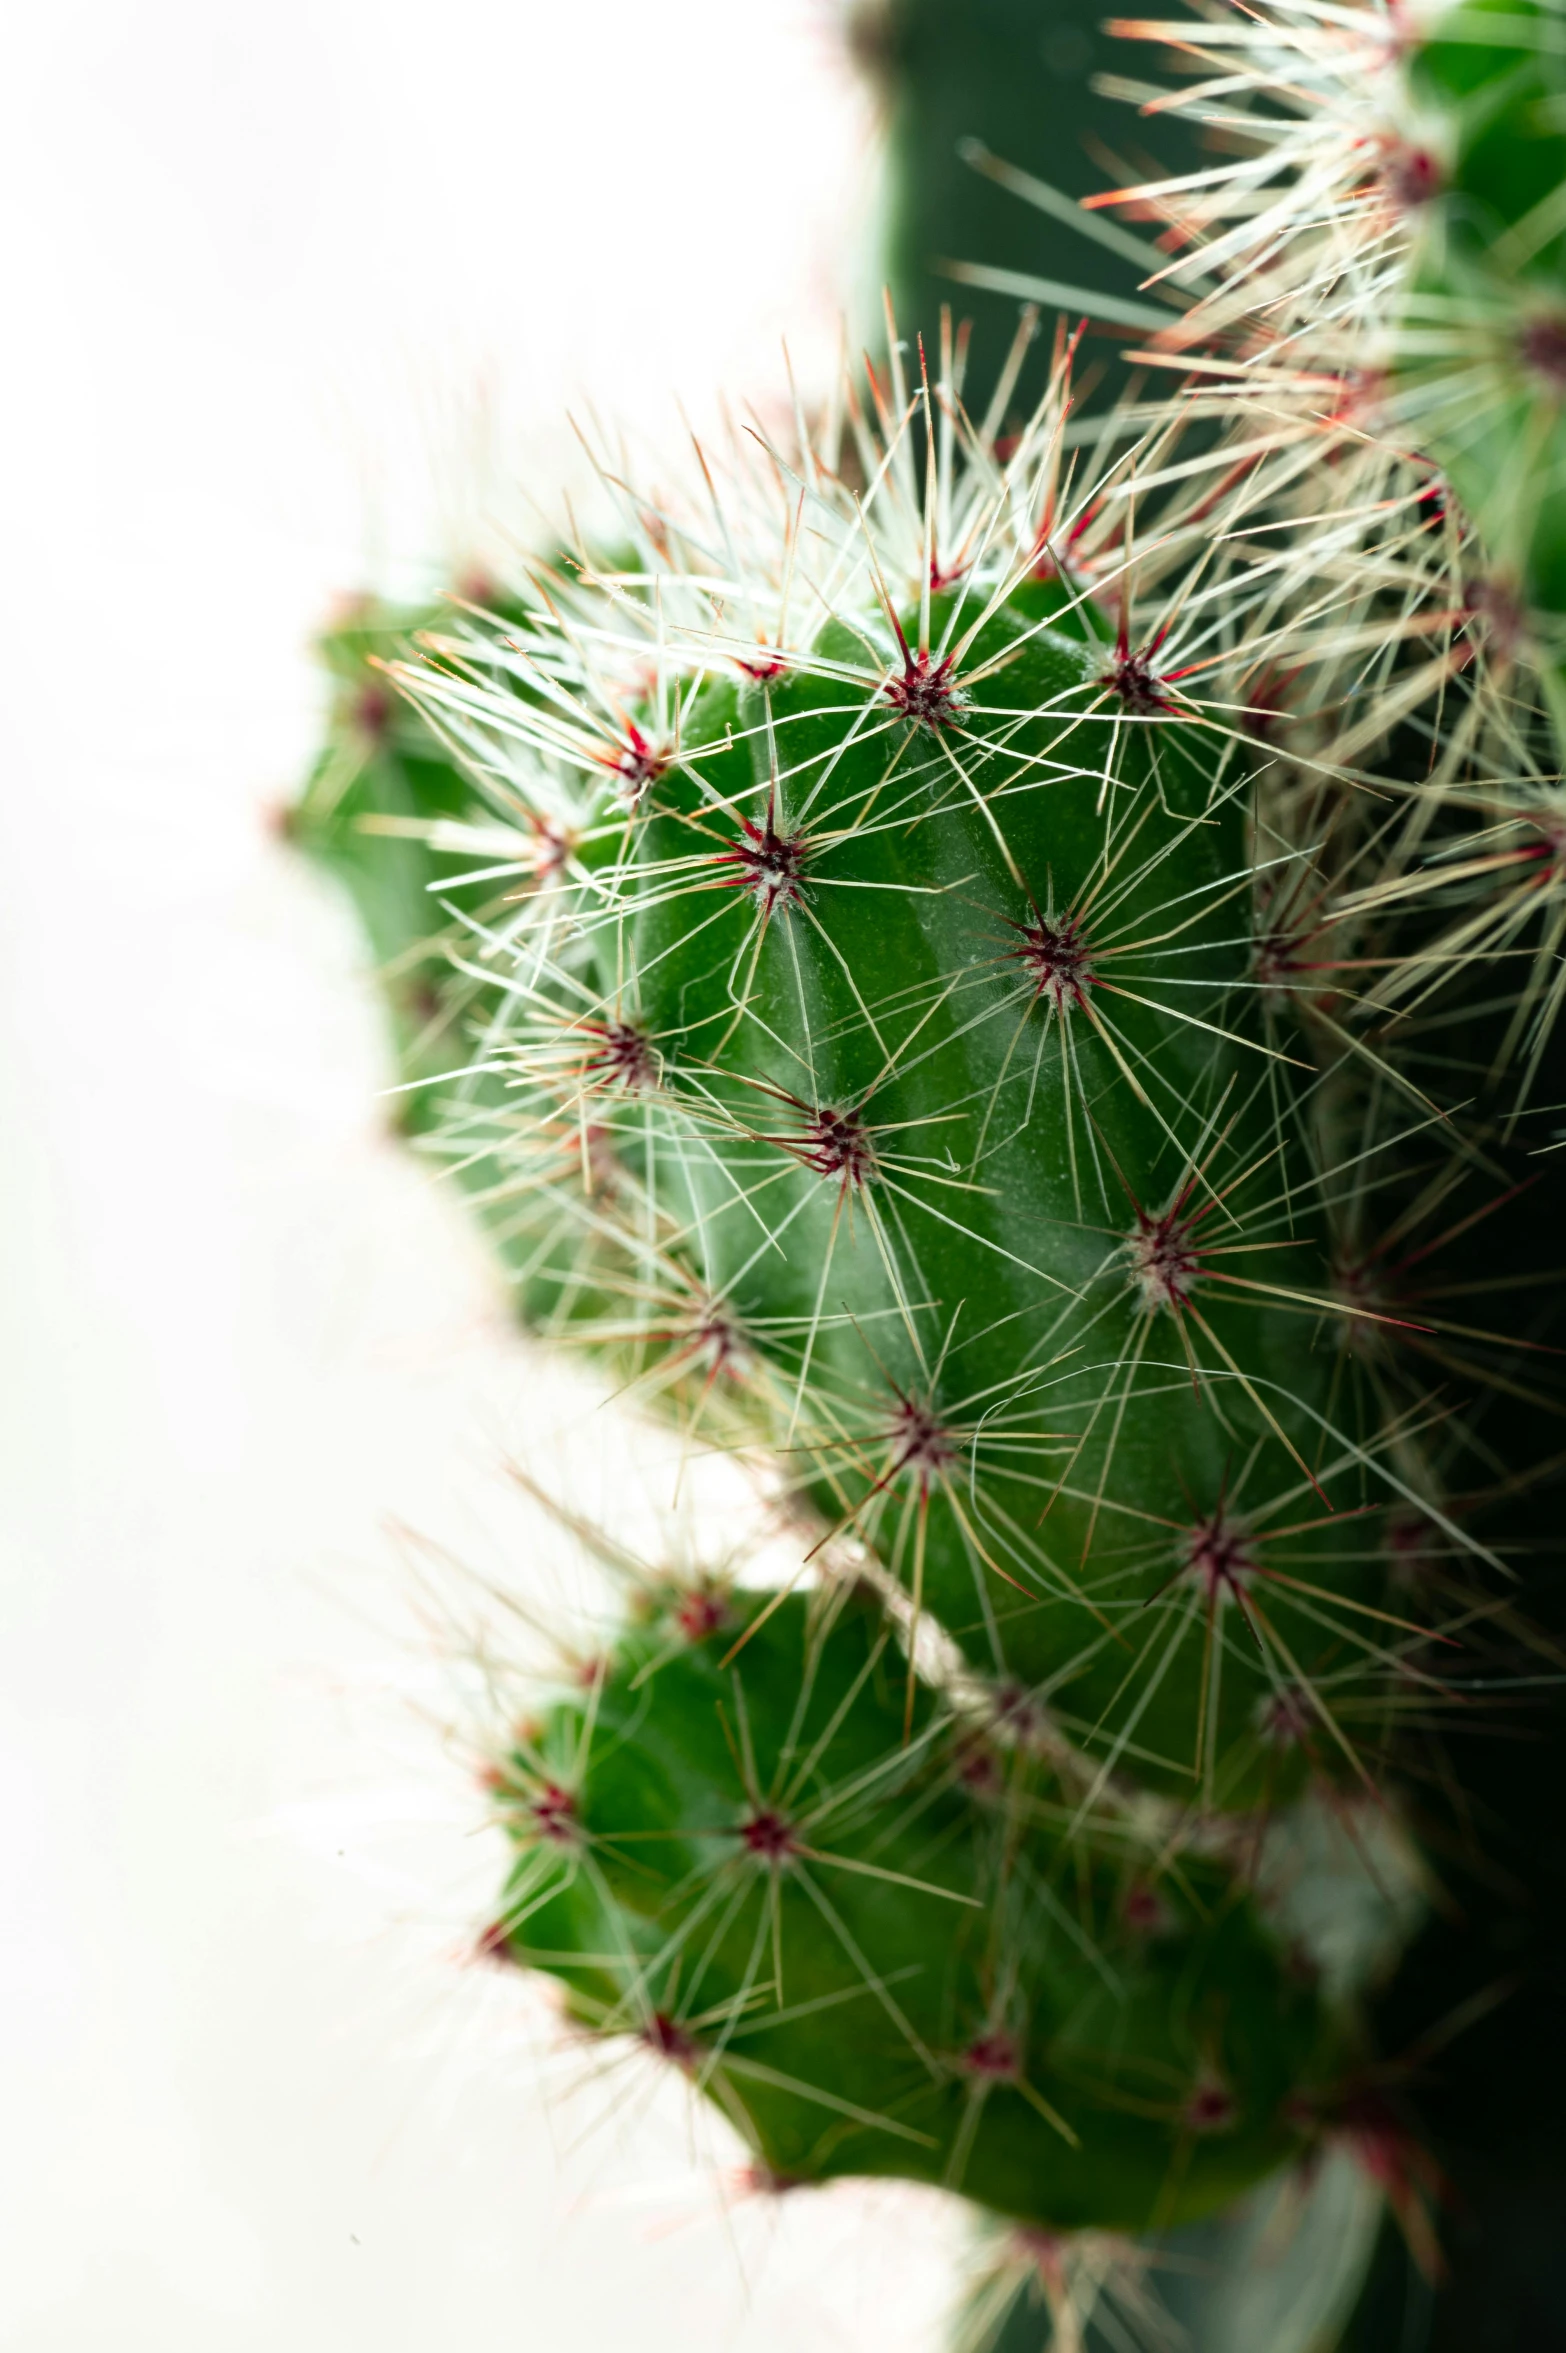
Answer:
[{"xmin": 489, "ymin": 1584, "xmax": 1335, "ymax": 2231}]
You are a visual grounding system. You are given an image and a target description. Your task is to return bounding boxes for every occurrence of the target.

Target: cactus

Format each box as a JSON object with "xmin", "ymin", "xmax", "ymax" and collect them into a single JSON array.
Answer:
[
  {"xmin": 290, "ymin": 0, "xmax": 1566, "ymax": 2339},
  {"xmin": 487, "ymin": 1582, "xmax": 1337, "ymax": 2230},
  {"xmin": 380, "ymin": 336, "xmax": 1459, "ymax": 1816},
  {"xmin": 1046, "ymin": 1, "xmax": 1566, "ymax": 2338},
  {"xmin": 1098, "ymin": 0, "xmax": 1566, "ymax": 1110}
]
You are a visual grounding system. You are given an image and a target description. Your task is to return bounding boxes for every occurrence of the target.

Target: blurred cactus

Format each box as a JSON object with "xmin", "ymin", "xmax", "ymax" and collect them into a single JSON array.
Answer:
[
  {"xmin": 848, "ymin": 0, "xmax": 1202, "ymax": 414},
  {"xmin": 294, "ymin": 588, "xmax": 505, "ymax": 1113},
  {"xmin": 1403, "ymin": 0, "xmax": 1566, "ymax": 710}
]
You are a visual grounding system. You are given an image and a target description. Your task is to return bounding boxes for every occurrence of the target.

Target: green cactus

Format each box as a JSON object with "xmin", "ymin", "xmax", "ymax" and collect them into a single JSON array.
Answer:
[
  {"xmin": 487, "ymin": 1582, "xmax": 1336, "ymax": 2229},
  {"xmin": 1390, "ymin": 0, "xmax": 1566, "ymax": 1122},
  {"xmin": 296, "ymin": 325, "xmax": 1460, "ymax": 2333},
  {"xmin": 382, "ymin": 350, "xmax": 1449, "ymax": 1823},
  {"xmin": 1094, "ymin": 0, "xmax": 1566, "ymax": 1119},
  {"xmin": 1035, "ymin": 2, "xmax": 1566, "ymax": 2339},
  {"xmin": 323, "ymin": 344, "xmax": 1471, "ymax": 2309},
  {"xmin": 288, "ymin": 0, "xmax": 1566, "ymax": 2338}
]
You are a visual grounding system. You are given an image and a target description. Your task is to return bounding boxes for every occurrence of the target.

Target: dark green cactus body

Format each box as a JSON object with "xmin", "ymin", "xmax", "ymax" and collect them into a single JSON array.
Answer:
[
  {"xmin": 285, "ymin": 31, "xmax": 1518, "ymax": 2279},
  {"xmin": 283, "ymin": 0, "xmax": 1566, "ymax": 2325},
  {"xmin": 494, "ymin": 1589, "xmax": 1332, "ymax": 2228}
]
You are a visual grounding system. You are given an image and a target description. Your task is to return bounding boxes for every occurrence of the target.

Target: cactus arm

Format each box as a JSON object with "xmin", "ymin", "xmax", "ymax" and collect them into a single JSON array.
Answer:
[{"xmin": 491, "ymin": 1589, "xmax": 1336, "ymax": 2231}]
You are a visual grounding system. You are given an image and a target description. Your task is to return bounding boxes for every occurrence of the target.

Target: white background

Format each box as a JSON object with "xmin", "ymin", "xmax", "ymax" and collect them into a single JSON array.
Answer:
[{"xmin": 0, "ymin": 6, "xmax": 967, "ymax": 2344}]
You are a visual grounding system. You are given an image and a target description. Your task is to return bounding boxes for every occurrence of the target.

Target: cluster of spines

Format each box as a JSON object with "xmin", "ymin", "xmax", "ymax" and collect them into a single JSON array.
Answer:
[{"xmin": 1090, "ymin": 0, "xmax": 1566, "ymax": 1121}]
